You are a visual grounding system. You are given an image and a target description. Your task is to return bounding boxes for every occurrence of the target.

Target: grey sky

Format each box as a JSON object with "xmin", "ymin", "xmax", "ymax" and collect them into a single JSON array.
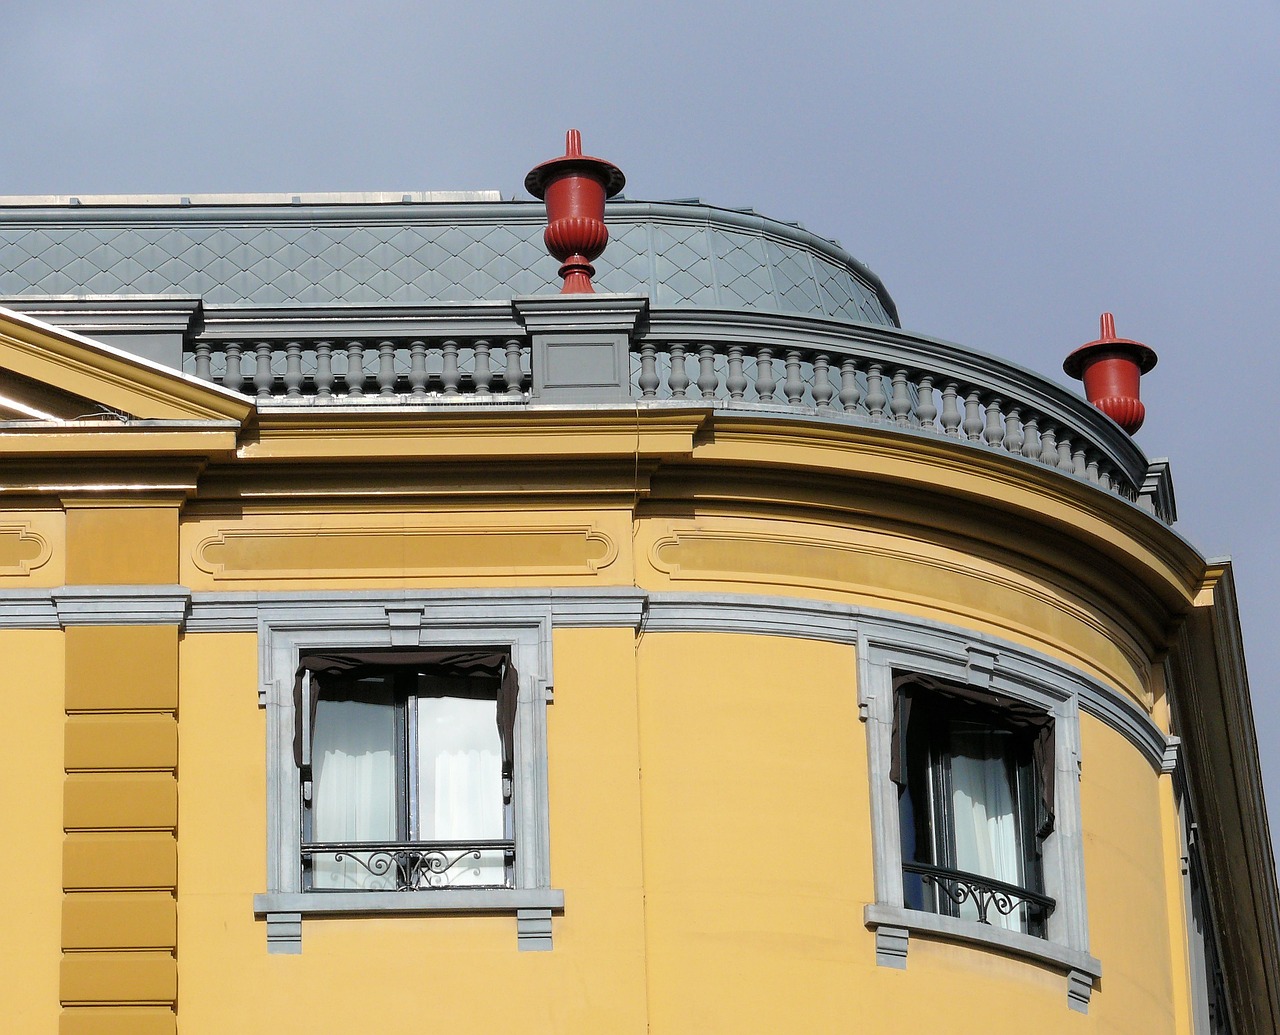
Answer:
[{"xmin": 3, "ymin": 1, "xmax": 1277, "ymax": 853}]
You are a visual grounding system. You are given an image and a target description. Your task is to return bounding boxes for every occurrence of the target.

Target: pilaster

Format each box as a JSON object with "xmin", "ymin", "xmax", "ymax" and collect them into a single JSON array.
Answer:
[{"xmin": 59, "ymin": 500, "xmax": 181, "ymax": 1035}]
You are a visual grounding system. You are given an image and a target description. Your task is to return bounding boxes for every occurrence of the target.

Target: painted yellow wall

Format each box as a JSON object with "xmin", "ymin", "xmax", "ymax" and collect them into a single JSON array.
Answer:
[
  {"xmin": 1, "ymin": 631, "xmax": 65, "ymax": 1032},
  {"xmin": 176, "ymin": 627, "xmax": 651, "ymax": 1035},
  {"xmin": 167, "ymin": 624, "xmax": 1195, "ymax": 1034},
  {"xmin": 1078, "ymin": 713, "xmax": 1182, "ymax": 1032}
]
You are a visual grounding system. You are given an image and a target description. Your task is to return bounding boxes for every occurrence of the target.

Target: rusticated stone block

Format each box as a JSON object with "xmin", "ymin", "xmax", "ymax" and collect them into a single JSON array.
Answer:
[
  {"xmin": 59, "ymin": 950, "xmax": 176, "ymax": 1004},
  {"xmin": 62, "ymin": 892, "xmax": 176, "ymax": 950},
  {"xmin": 60, "ymin": 1006, "xmax": 176, "ymax": 1035},
  {"xmin": 65, "ymin": 715, "xmax": 177, "ymax": 771},
  {"xmin": 65, "ymin": 626, "xmax": 177, "ymax": 712},
  {"xmin": 64, "ymin": 773, "xmax": 177, "ymax": 831},
  {"xmin": 63, "ymin": 833, "xmax": 176, "ymax": 891}
]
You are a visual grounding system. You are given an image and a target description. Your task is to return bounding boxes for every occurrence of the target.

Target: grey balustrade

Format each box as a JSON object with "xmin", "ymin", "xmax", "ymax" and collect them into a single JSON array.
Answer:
[
  {"xmin": 183, "ymin": 312, "xmax": 1156, "ymax": 513},
  {"xmin": 187, "ymin": 338, "xmax": 529, "ymax": 401},
  {"xmin": 628, "ymin": 337, "xmax": 1141, "ymax": 502}
]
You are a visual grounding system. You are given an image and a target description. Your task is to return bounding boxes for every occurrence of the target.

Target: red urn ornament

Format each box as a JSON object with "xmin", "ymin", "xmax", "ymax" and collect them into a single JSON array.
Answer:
[
  {"xmin": 525, "ymin": 129, "xmax": 625, "ymax": 293},
  {"xmin": 1063, "ymin": 313, "xmax": 1158, "ymax": 435}
]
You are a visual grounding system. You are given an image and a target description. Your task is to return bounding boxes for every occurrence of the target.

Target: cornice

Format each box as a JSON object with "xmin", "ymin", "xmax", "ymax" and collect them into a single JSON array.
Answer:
[{"xmin": 687, "ymin": 414, "xmax": 1204, "ymax": 631}]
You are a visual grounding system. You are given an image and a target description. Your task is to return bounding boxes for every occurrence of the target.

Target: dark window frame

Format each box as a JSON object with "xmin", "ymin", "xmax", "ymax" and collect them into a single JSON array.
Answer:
[
  {"xmin": 295, "ymin": 647, "xmax": 519, "ymax": 892},
  {"xmin": 893, "ymin": 674, "xmax": 1056, "ymax": 938}
]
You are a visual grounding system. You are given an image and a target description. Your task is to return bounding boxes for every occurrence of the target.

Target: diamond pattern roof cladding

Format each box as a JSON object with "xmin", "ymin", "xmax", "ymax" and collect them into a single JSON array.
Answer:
[{"xmin": 0, "ymin": 206, "xmax": 894, "ymax": 325}]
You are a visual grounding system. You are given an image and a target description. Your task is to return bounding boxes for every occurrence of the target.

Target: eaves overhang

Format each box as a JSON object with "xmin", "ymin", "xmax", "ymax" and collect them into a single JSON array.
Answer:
[{"xmin": 0, "ymin": 306, "xmax": 254, "ymax": 425}]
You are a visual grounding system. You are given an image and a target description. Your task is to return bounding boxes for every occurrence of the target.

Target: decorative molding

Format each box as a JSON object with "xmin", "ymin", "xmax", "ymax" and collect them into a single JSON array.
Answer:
[
  {"xmin": 874, "ymin": 925, "xmax": 909, "ymax": 970},
  {"xmin": 1067, "ymin": 969, "xmax": 1094, "ymax": 1013},
  {"xmin": 517, "ymin": 908, "xmax": 555, "ymax": 952},
  {"xmin": 864, "ymin": 905, "xmax": 1102, "ymax": 994},
  {"xmin": 0, "ymin": 523, "xmax": 51, "ymax": 575},
  {"xmin": 263, "ymin": 911, "xmax": 302, "ymax": 955},
  {"xmin": 647, "ymin": 524, "xmax": 1149, "ymax": 684},
  {"xmin": 642, "ymin": 593, "xmax": 859, "ymax": 644},
  {"xmin": 184, "ymin": 587, "xmax": 648, "ymax": 634},
  {"xmin": 193, "ymin": 524, "xmax": 617, "ymax": 580},
  {"xmin": 255, "ymin": 889, "xmax": 565, "ymax": 913},
  {"xmin": 0, "ymin": 589, "xmax": 58, "ymax": 627},
  {"xmin": 1139, "ymin": 458, "xmax": 1178, "ymax": 525},
  {"xmin": 52, "ymin": 585, "xmax": 190, "ymax": 626}
]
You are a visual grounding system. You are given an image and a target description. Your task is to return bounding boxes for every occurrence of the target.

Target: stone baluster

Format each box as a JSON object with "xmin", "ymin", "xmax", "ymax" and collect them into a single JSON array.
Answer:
[
  {"xmin": 473, "ymin": 340, "xmax": 492, "ymax": 396},
  {"xmin": 939, "ymin": 383, "xmax": 962, "ymax": 437},
  {"xmin": 408, "ymin": 342, "xmax": 428, "ymax": 397},
  {"xmin": 697, "ymin": 345, "xmax": 719, "ymax": 399},
  {"xmin": 1021, "ymin": 416, "xmax": 1040, "ymax": 459},
  {"xmin": 345, "ymin": 342, "xmax": 366, "ymax": 397},
  {"xmin": 1098, "ymin": 468, "xmax": 1113, "ymax": 491},
  {"xmin": 504, "ymin": 339, "xmax": 524, "ymax": 396},
  {"xmin": 251, "ymin": 343, "xmax": 272, "ymax": 399},
  {"xmin": 284, "ymin": 343, "xmax": 304, "ymax": 398},
  {"xmin": 914, "ymin": 376, "xmax": 937, "ymax": 431},
  {"xmin": 1085, "ymin": 455, "xmax": 1100, "ymax": 484},
  {"xmin": 726, "ymin": 346, "xmax": 748, "ymax": 400},
  {"xmin": 314, "ymin": 343, "xmax": 334, "ymax": 399},
  {"xmin": 983, "ymin": 398, "xmax": 1004, "ymax": 448},
  {"xmin": 668, "ymin": 344, "xmax": 690, "ymax": 398},
  {"xmin": 865, "ymin": 364, "xmax": 887, "ymax": 421},
  {"xmin": 638, "ymin": 342, "xmax": 659, "ymax": 398},
  {"xmin": 962, "ymin": 391, "xmax": 984, "ymax": 441},
  {"xmin": 838, "ymin": 359, "xmax": 861, "ymax": 413},
  {"xmin": 1057, "ymin": 435, "xmax": 1075, "ymax": 472},
  {"xmin": 812, "ymin": 355, "xmax": 834, "ymax": 411},
  {"xmin": 755, "ymin": 348, "xmax": 776, "ymax": 402},
  {"xmin": 889, "ymin": 369, "xmax": 912, "ymax": 426},
  {"xmin": 784, "ymin": 351, "xmax": 805, "ymax": 407},
  {"xmin": 223, "ymin": 343, "xmax": 244, "ymax": 394},
  {"xmin": 1072, "ymin": 446, "xmax": 1088, "ymax": 478},
  {"xmin": 1003, "ymin": 407, "xmax": 1023, "ymax": 454},
  {"xmin": 441, "ymin": 340, "xmax": 460, "ymax": 397},
  {"xmin": 1038, "ymin": 426, "xmax": 1058, "ymax": 466},
  {"xmin": 193, "ymin": 343, "xmax": 211, "ymax": 382},
  {"xmin": 376, "ymin": 342, "xmax": 396, "ymax": 396}
]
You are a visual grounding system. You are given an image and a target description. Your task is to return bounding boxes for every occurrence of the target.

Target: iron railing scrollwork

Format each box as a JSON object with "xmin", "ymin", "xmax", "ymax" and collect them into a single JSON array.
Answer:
[
  {"xmin": 903, "ymin": 861, "xmax": 1055, "ymax": 935},
  {"xmin": 303, "ymin": 839, "xmax": 515, "ymax": 891}
]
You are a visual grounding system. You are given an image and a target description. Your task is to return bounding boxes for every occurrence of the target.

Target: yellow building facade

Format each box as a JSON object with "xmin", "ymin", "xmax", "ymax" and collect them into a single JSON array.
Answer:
[{"xmin": 0, "ymin": 177, "xmax": 1275, "ymax": 1034}]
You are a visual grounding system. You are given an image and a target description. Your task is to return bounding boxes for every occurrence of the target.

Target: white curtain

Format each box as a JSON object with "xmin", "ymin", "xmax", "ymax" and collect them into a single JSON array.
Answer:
[
  {"xmin": 949, "ymin": 727, "xmax": 1023, "ymax": 931},
  {"xmin": 311, "ymin": 694, "xmax": 397, "ymax": 890},
  {"xmin": 417, "ymin": 694, "xmax": 504, "ymax": 886}
]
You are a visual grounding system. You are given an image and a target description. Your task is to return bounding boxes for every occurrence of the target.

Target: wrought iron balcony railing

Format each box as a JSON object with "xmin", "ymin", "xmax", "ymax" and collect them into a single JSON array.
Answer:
[
  {"xmin": 903, "ymin": 860, "xmax": 1055, "ymax": 937},
  {"xmin": 302, "ymin": 839, "xmax": 515, "ymax": 892}
]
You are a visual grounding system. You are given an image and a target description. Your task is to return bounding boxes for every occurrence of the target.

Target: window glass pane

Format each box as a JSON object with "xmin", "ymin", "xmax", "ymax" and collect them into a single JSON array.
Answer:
[
  {"xmin": 949, "ymin": 724, "xmax": 1023, "ymax": 929},
  {"xmin": 416, "ymin": 688, "xmax": 504, "ymax": 886},
  {"xmin": 311, "ymin": 682, "xmax": 398, "ymax": 889}
]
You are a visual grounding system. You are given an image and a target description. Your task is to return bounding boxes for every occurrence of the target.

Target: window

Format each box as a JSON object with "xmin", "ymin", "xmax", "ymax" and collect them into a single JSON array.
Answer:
[
  {"xmin": 253, "ymin": 600, "xmax": 561, "ymax": 954},
  {"xmin": 858, "ymin": 627, "xmax": 1101, "ymax": 1011},
  {"xmin": 297, "ymin": 649, "xmax": 516, "ymax": 892},
  {"xmin": 894, "ymin": 675, "xmax": 1053, "ymax": 938}
]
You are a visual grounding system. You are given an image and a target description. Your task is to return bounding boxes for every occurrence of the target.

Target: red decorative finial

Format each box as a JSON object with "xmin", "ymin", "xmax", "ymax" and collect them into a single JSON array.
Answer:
[
  {"xmin": 525, "ymin": 130, "xmax": 625, "ymax": 293},
  {"xmin": 1063, "ymin": 313, "xmax": 1158, "ymax": 434}
]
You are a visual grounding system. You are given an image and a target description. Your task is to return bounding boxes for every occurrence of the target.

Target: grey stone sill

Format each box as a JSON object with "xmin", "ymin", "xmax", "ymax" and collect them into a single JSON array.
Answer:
[
  {"xmin": 255, "ymin": 888, "xmax": 564, "ymax": 916},
  {"xmin": 864, "ymin": 903, "xmax": 1102, "ymax": 979}
]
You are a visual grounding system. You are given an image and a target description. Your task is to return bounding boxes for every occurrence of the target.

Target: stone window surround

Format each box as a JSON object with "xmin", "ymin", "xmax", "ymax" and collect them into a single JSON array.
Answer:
[
  {"xmin": 251, "ymin": 598, "xmax": 560, "ymax": 954},
  {"xmin": 857, "ymin": 623, "xmax": 1104, "ymax": 1013}
]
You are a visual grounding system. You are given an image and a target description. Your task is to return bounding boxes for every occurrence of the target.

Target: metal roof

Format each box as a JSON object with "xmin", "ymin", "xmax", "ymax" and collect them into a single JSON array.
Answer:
[{"xmin": 0, "ymin": 198, "xmax": 898, "ymax": 326}]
